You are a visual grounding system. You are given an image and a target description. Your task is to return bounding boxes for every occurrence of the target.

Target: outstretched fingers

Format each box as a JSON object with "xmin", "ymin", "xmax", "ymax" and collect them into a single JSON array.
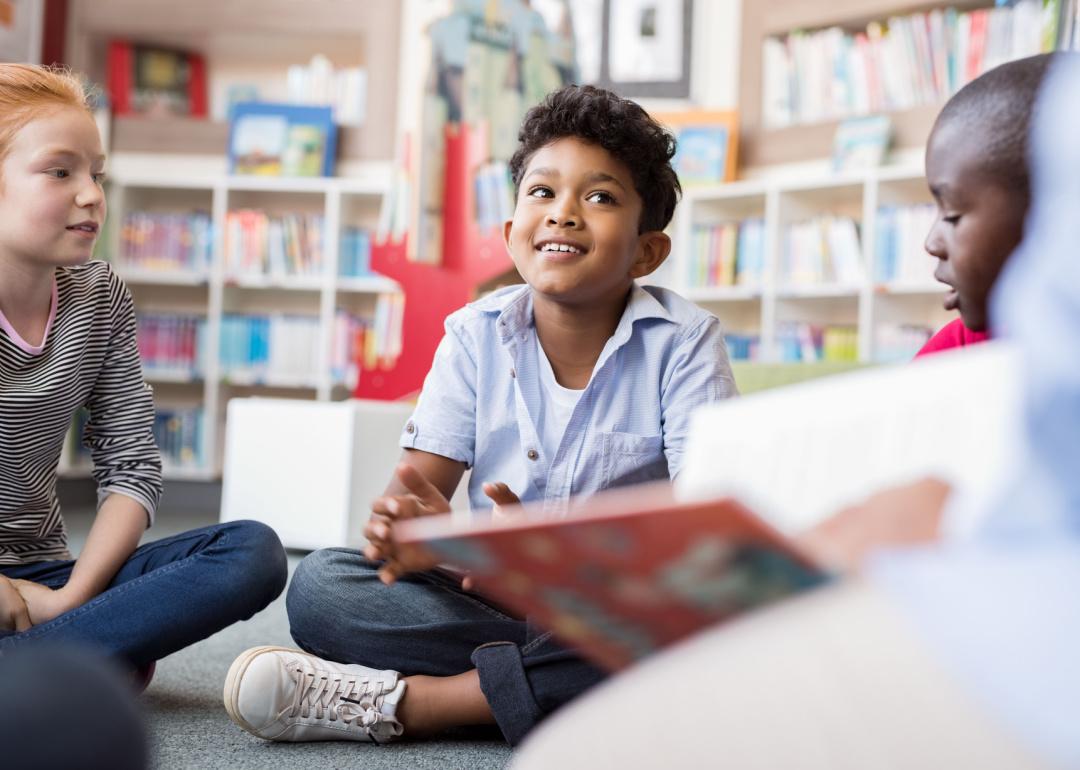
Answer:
[{"xmin": 394, "ymin": 463, "xmax": 451, "ymax": 514}]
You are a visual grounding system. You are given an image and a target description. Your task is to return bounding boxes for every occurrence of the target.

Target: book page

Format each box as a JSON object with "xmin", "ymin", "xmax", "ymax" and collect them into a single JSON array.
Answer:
[{"xmin": 676, "ymin": 343, "xmax": 1022, "ymax": 535}]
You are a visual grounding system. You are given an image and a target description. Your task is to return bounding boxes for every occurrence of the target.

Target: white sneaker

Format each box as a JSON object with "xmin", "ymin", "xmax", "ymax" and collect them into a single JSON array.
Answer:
[{"xmin": 223, "ymin": 646, "xmax": 406, "ymax": 743}]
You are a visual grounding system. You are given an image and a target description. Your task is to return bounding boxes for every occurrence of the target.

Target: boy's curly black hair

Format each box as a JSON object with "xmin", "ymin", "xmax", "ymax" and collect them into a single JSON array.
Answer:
[{"xmin": 508, "ymin": 85, "xmax": 681, "ymax": 233}]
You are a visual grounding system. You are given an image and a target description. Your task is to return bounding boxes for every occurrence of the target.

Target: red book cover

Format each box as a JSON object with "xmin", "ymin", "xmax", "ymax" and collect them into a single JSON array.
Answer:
[
  {"xmin": 397, "ymin": 483, "xmax": 827, "ymax": 671},
  {"xmin": 107, "ymin": 41, "xmax": 207, "ymax": 118},
  {"xmin": 107, "ymin": 41, "xmax": 133, "ymax": 115},
  {"xmin": 967, "ymin": 10, "xmax": 989, "ymax": 83}
]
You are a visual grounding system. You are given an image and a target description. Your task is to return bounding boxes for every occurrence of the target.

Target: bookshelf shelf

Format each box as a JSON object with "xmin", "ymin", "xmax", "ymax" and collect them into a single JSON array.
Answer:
[
  {"xmin": 684, "ymin": 286, "xmax": 762, "ymax": 303},
  {"xmin": 145, "ymin": 370, "xmax": 203, "ymax": 385},
  {"xmin": 775, "ymin": 285, "xmax": 862, "ymax": 300},
  {"xmin": 875, "ymin": 281, "xmax": 946, "ymax": 296},
  {"xmin": 336, "ymin": 276, "xmax": 400, "ymax": 294},
  {"xmin": 225, "ymin": 275, "xmax": 325, "ymax": 291},
  {"xmin": 669, "ymin": 163, "xmax": 953, "ymax": 363},
  {"xmin": 111, "ymin": 117, "xmax": 374, "ymax": 162},
  {"xmin": 221, "ymin": 373, "xmax": 320, "ymax": 390},
  {"xmin": 161, "ymin": 465, "xmax": 218, "ymax": 482},
  {"xmin": 120, "ymin": 268, "xmax": 211, "ymax": 286}
]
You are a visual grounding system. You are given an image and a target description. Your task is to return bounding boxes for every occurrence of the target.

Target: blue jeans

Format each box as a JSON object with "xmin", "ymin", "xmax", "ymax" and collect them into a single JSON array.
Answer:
[
  {"xmin": 0, "ymin": 520, "xmax": 287, "ymax": 667},
  {"xmin": 286, "ymin": 548, "xmax": 607, "ymax": 746}
]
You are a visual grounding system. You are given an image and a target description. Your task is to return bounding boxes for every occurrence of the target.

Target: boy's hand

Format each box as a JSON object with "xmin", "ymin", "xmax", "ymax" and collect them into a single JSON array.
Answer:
[
  {"xmin": 482, "ymin": 481, "xmax": 521, "ymax": 520},
  {"xmin": 365, "ymin": 463, "xmax": 453, "ymax": 584},
  {"xmin": 11, "ymin": 579, "xmax": 76, "ymax": 626},
  {"xmin": 797, "ymin": 477, "xmax": 951, "ymax": 573},
  {"xmin": 0, "ymin": 575, "xmax": 32, "ymax": 632},
  {"xmin": 444, "ymin": 481, "xmax": 522, "ymax": 591}
]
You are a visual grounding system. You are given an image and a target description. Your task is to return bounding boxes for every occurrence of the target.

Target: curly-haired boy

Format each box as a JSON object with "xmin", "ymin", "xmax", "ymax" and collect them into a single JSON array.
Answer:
[{"xmin": 224, "ymin": 85, "xmax": 738, "ymax": 747}]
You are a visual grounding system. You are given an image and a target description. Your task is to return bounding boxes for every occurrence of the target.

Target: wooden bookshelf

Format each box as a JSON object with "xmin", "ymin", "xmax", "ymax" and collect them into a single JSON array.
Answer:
[
  {"xmin": 738, "ymin": 0, "xmax": 994, "ymax": 167},
  {"xmin": 111, "ymin": 117, "xmax": 377, "ymax": 161},
  {"xmin": 65, "ymin": 0, "xmax": 402, "ymax": 159}
]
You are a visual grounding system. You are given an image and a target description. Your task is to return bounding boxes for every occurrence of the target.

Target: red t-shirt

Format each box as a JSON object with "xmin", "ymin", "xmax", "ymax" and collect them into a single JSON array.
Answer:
[{"xmin": 915, "ymin": 318, "xmax": 991, "ymax": 358}]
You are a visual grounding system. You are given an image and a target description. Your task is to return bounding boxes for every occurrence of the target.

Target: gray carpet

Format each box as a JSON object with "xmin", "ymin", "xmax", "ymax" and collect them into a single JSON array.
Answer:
[{"xmin": 65, "ymin": 508, "xmax": 512, "ymax": 770}]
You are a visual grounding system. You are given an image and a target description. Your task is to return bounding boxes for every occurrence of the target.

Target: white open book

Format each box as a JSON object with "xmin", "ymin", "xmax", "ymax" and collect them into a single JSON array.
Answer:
[{"xmin": 676, "ymin": 341, "xmax": 1023, "ymax": 538}]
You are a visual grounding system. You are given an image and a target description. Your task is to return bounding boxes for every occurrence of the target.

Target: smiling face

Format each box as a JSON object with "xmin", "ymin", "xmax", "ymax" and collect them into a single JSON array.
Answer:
[
  {"xmin": 924, "ymin": 121, "xmax": 1028, "ymax": 332},
  {"xmin": 503, "ymin": 137, "xmax": 670, "ymax": 309},
  {"xmin": 0, "ymin": 106, "xmax": 107, "ymax": 274}
]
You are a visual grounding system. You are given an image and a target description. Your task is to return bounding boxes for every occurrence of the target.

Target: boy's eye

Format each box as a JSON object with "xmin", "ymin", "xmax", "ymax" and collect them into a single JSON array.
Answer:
[
  {"xmin": 48, "ymin": 168, "xmax": 70, "ymax": 179},
  {"xmin": 942, "ymin": 214, "xmax": 961, "ymax": 225},
  {"xmin": 527, "ymin": 186, "xmax": 553, "ymax": 199},
  {"xmin": 586, "ymin": 190, "xmax": 616, "ymax": 205},
  {"xmin": 92, "ymin": 172, "xmax": 107, "ymax": 185}
]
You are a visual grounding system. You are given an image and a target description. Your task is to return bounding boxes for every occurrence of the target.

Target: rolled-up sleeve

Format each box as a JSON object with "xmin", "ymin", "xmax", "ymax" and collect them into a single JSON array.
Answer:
[
  {"xmin": 660, "ymin": 315, "xmax": 738, "ymax": 479},
  {"xmin": 400, "ymin": 318, "xmax": 478, "ymax": 467},
  {"xmin": 83, "ymin": 277, "xmax": 162, "ymax": 525}
]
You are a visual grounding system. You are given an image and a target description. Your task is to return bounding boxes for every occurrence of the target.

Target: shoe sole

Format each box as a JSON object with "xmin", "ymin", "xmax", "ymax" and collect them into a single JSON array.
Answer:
[{"xmin": 223, "ymin": 645, "xmax": 301, "ymax": 739}]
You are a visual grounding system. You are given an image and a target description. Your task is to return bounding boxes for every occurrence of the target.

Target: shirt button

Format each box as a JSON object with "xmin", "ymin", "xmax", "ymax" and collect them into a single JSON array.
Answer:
[
  {"xmin": 526, "ymin": 448, "xmax": 539, "ymax": 461},
  {"xmin": 405, "ymin": 421, "xmax": 415, "ymax": 434}
]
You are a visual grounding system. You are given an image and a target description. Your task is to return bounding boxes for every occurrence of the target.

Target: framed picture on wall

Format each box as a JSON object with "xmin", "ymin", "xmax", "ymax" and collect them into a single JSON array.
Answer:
[
  {"xmin": 587, "ymin": 0, "xmax": 693, "ymax": 99},
  {"xmin": 652, "ymin": 109, "xmax": 739, "ymax": 184}
]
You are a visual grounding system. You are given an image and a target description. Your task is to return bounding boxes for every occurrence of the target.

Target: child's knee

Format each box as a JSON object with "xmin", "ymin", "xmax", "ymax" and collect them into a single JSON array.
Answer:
[
  {"xmin": 225, "ymin": 520, "xmax": 288, "ymax": 602},
  {"xmin": 286, "ymin": 548, "xmax": 377, "ymax": 638}
]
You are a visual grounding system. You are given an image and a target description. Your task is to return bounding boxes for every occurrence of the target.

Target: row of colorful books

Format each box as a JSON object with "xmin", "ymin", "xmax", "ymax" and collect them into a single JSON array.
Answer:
[
  {"xmin": 153, "ymin": 407, "xmax": 205, "ymax": 469},
  {"xmin": 781, "ymin": 216, "xmax": 863, "ymax": 287},
  {"xmin": 875, "ymin": 323, "xmax": 934, "ymax": 362},
  {"xmin": 136, "ymin": 313, "xmax": 206, "ymax": 377},
  {"xmin": 120, "ymin": 211, "xmax": 213, "ymax": 273},
  {"xmin": 776, "ymin": 323, "xmax": 859, "ymax": 362},
  {"xmin": 688, "ymin": 220, "xmax": 766, "ymax": 288},
  {"xmin": 285, "ymin": 54, "xmax": 367, "ymax": 126},
  {"xmin": 71, "ymin": 407, "xmax": 204, "ymax": 469},
  {"xmin": 875, "ymin": 204, "xmax": 938, "ymax": 283},
  {"xmin": 224, "ymin": 210, "xmax": 325, "ymax": 278},
  {"xmin": 762, "ymin": 0, "xmax": 1056, "ymax": 127},
  {"xmin": 340, "ymin": 226, "xmax": 375, "ymax": 277},
  {"xmin": 219, "ymin": 314, "xmax": 321, "ymax": 382},
  {"xmin": 218, "ymin": 308, "xmax": 401, "ymax": 384},
  {"xmin": 328, "ymin": 295, "xmax": 404, "ymax": 387},
  {"xmin": 724, "ymin": 333, "xmax": 760, "ymax": 361}
]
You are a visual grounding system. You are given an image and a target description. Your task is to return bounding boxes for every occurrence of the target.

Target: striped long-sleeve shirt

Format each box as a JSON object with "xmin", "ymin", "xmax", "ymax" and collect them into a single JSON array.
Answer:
[{"xmin": 0, "ymin": 261, "xmax": 162, "ymax": 565}]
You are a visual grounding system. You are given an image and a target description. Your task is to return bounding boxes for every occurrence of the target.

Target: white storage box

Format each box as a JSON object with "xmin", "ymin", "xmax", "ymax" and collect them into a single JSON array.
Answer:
[{"xmin": 220, "ymin": 398, "xmax": 417, "ymax": 550}]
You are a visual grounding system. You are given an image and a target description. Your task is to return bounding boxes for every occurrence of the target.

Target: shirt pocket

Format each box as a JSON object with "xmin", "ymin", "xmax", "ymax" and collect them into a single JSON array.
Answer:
[{"xmin": 600, "ymin": 431, "xmax": 668, "ymax": 489}]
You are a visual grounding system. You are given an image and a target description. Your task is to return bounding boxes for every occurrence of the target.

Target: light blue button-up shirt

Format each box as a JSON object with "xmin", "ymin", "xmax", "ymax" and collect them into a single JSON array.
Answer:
[{"xmin": 401, "ymin": 283, "xmax": 737, "ymax": 515}]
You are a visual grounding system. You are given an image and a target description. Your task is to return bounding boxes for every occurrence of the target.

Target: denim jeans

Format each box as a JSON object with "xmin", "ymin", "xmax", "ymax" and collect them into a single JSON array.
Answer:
[
  {"xmin": 286, "ymin": 548, "xmax": 607, "ymax": 746},
  {"xmin": 0, "ymin": 520, "xmax": 287, "ymax": 667}
]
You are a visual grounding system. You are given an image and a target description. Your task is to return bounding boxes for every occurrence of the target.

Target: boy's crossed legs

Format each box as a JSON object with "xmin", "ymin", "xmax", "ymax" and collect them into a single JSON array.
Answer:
[{"xmin": 226, "ymin": 547, "xmax": 605, "ymax": 746}]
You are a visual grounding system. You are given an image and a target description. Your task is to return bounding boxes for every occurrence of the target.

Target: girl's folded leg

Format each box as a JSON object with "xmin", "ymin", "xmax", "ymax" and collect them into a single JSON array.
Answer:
[{"xmin": 0, "ymin": 520, "xmax": 287, "ymax": 666}]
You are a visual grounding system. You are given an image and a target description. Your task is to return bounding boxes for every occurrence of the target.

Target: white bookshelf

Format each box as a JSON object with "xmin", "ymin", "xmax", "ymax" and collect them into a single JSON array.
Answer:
[
  {"xmin": 60, "ymin": 173, "xmax": 401, "ymax": 482},
  {"xmin": 669, "ymin": 165, "xmax": 953, "ymax": 363}
]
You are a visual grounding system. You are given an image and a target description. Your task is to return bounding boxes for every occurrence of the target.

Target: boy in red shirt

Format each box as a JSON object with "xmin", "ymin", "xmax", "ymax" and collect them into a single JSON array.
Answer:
[{"xmin": 917, "ymin": 54, "xmax": 1056, "ymax": 357}]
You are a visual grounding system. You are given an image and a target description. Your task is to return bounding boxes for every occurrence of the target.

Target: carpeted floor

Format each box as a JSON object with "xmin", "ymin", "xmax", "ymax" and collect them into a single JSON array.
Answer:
[{"xmin": 65, "ymin": 508, "xmax": 513, "ymax": 770}]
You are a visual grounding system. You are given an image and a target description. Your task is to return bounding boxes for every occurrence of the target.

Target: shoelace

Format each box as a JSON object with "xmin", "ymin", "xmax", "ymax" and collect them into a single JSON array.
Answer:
[{"xmin": 287, "ymin": 661, "xmax": 391, "ymax": 732}]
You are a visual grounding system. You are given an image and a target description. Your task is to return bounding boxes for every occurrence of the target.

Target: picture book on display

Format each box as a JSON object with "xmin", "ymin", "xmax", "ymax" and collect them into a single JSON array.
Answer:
[
  {"xmin": 396, "ymin": 343, "xmax": 1022, "ymax": 672},
  {"xmin": 396, "ymin": 483, "xmax": 828, "ymax": 672}
]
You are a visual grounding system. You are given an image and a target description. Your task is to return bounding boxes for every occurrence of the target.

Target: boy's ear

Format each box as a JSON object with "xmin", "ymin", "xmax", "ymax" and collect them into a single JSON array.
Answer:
[
  {"xmin": 502, "ymin": 219, "xmax": 514, "ymax": 254},
  {"xmin": 629, "ymin": 231, "xmax": 671, "ymax": 279}
]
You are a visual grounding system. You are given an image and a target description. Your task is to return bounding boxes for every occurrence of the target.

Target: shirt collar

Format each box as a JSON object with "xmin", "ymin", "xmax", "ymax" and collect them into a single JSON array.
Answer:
[{"xmin": 480, "ymin": 283, "xmax": 675, "ymax": 345}]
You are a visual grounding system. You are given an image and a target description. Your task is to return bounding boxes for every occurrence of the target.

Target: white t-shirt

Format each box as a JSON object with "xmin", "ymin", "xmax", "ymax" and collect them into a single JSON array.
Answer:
[{"xmin": 536, "ymin": 337, "xmax": 584, "ymax": 461}]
